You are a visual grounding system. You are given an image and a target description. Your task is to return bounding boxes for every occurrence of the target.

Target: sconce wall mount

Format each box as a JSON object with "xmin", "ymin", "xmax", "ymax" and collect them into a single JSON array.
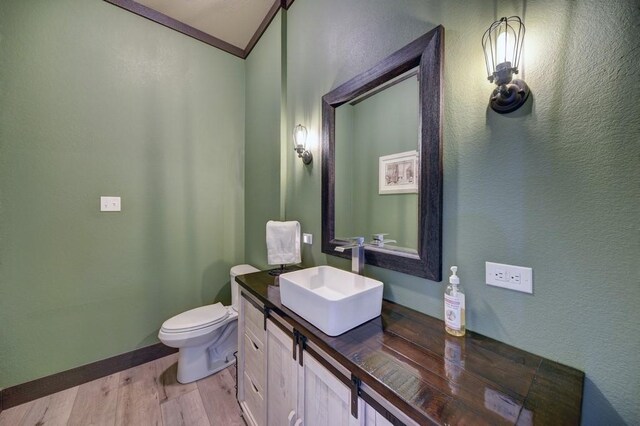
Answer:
[
  {"xmin": 482, "ymin": 16, "xmax": 530, "ymax": 114},
  {"xmin": 293, "ymin": 124, "xmax": 313, "ymax": 165}
]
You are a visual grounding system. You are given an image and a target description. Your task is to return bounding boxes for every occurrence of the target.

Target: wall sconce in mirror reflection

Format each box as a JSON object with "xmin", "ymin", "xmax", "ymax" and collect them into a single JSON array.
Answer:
[
  {"xmin": 293, "ymin": 124, "xmax": 313, "ymax": 165},
  {"xmin": 482, "ymin": 16, "xmax": 530, "ymax": 113}
]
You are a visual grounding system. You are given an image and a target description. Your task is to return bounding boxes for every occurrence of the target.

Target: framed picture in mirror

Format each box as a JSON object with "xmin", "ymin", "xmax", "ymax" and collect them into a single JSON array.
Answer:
[{"xmin": 379, "ymin": 150, "xmax": 419, "ymax": 194}]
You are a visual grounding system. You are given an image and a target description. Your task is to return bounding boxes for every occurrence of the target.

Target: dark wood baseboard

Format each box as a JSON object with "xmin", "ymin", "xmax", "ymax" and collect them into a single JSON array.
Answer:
[{"xmin": 0, "ymin": 343, "xmax": 177, "ymax": 412}]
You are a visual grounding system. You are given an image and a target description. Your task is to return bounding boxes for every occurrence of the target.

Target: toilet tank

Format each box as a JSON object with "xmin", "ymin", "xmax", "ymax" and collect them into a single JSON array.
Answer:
[{"xmin": 230, "ymin": 264, "xmax": 260, "ymax": 311}]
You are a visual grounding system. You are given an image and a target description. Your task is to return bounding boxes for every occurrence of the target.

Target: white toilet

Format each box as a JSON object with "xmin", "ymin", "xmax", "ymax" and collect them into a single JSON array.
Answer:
[{"xmin": 158, "ymin": 264, "xmax": 260, "ymax": 384}]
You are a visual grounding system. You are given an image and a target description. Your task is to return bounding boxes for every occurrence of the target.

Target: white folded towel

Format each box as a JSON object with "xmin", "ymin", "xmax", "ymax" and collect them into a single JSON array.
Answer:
[{"xmin": 266, "ymin": 220, "xmax": 301, "ymax": 265}]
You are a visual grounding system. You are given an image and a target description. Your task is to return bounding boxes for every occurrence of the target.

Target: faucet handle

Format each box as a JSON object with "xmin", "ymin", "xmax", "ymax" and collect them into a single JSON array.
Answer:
[
  {"xmin": 370, "ymin": 233, "xmax": 396, "ymax": 246},
  {"xmin": 334, "ymin": 236, "xmax": 365, "ymax": 252}
]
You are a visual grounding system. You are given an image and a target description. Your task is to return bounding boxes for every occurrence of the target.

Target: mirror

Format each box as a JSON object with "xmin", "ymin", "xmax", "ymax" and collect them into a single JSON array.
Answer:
[
  {"xmin": 322, "ymin": 26, "xmax": 443, "ymax": 281},
  {"xmin": 335, "ymin": 71, "xmax": 420, "ymax": 252}
]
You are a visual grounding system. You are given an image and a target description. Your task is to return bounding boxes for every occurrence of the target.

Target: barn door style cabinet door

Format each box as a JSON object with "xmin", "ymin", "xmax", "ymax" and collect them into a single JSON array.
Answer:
[
  {"xmin": 265, "ymin": 319, "xmax": 300, "ymax": 425},
  {"xmin": 266, "ymin": 318, "xmax": 362, "ymax": 426},
  {"xmin": 301, "ymin": 350, "xmax": 363, "ymax": 426}
]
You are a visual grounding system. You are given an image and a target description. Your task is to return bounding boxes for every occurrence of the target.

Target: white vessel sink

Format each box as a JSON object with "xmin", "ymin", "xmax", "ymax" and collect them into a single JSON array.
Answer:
[{"xmin": 279, "ymin": 266, "xmax": 383, "ymax": 336}]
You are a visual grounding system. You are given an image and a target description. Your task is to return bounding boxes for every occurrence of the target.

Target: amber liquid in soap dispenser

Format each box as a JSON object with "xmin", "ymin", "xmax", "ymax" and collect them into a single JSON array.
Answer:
[{"xmin": 444, "ymin": 266, "xmax": 466, "ymax": 336}]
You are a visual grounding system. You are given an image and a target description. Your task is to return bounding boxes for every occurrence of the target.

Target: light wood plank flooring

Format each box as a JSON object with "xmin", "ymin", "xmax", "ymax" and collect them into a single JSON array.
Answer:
[{"xmin": 0, "ymin": 353, "xmax": 246, "ymax": 426}]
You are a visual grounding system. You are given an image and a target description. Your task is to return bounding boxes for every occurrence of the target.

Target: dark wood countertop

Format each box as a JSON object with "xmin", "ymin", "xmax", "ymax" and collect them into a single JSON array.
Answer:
[{"xmin": 236, "ymin": 270, "xmax": 584, "ymax": 425}]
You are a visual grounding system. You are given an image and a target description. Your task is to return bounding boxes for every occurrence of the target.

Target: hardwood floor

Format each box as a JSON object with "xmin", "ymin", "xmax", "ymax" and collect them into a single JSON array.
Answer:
[{"xmin": 0, "ymin": 354, "xmax": 246, "ymax": 426}]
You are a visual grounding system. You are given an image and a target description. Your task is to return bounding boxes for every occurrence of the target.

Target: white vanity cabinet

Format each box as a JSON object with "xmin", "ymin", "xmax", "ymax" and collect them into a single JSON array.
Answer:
[
  {"xmin": 266, "ymin": 318, "xmax": 361, "ymax": 426},
  {"xmin": 238, "ymin": 290, "xmax": 414, "ymax": 426}
]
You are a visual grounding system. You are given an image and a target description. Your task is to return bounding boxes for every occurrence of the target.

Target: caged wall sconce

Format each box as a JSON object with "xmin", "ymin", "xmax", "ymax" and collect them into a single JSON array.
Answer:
[
  {"xmin": 482, "ymin": 16, "xmax": 530, "ymax": 113},
  {"xmin": 293, "ymin": 124, "xmax": 312, "ymax": 165}
]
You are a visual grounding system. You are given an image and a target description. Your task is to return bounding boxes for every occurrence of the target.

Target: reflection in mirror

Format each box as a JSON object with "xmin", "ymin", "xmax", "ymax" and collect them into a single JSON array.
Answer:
[
  {"xmin": 335, "ymin": 71, "xmax": 419, "ymax": 252},
  {"xmin": 322, "ymin": 26, "xmax": 444, "ymax": 281}
]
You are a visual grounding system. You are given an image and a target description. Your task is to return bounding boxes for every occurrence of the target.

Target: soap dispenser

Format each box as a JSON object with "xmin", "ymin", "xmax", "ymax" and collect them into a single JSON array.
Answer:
[{"xmin": 444, "ymin": 266, "xmax": 466, "ymax": 336}]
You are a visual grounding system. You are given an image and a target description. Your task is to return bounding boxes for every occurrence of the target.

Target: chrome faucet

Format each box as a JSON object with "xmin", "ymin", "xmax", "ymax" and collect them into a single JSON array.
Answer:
[{"xmin": 334, "ymin": 237, "xmax": 365, "ymax": 275}]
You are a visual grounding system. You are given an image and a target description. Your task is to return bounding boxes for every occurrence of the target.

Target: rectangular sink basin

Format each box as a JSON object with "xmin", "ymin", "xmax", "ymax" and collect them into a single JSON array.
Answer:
[{"xmin": 279, "ymin": 266, "xmax": 383, "ymax": 336}]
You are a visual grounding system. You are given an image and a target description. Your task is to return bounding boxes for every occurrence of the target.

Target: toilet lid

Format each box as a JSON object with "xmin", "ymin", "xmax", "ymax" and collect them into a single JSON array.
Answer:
[{"xmin": 161, "ymin": 303, "xmax": 230, "ymax": 333}]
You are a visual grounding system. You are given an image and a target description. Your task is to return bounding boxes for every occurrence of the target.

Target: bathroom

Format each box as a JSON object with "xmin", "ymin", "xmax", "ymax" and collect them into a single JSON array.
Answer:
[{"xmin": 0, "ymin": 0, "xmax": 638, "ymax": 425}]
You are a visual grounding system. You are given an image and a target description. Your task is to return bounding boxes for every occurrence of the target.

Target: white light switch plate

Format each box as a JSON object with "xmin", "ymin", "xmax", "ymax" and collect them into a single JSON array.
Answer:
[
  {"xmin": 100, "ymin": 196, "xmax": 121, "ymax": 212},
  {"xmin": 486, "ymin": 262, "xmax": 533, "ymax": 294},
  {"xmin": 303, "ymin": 233, "xmax": 313, "ymax": 245}
]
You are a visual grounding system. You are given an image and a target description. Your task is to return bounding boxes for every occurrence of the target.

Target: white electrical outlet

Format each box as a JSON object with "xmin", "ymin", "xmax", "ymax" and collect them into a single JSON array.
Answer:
[
  {"xmin": 486, "ymin": 262, "xmax": 533, "ymax": 294},
  {"xmin": 303, "ymin": 233, "xmax": 313, "ymax": 245},
  {"xmin": 100, "ymin": 196, "xmax": 121, "ymax": 212}
]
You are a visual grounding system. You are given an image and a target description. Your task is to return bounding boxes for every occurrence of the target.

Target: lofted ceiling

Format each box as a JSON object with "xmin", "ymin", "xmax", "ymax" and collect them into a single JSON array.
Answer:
[{"xmin": 105, "ymin": 0, "xmax": 294, "ymax": 59}]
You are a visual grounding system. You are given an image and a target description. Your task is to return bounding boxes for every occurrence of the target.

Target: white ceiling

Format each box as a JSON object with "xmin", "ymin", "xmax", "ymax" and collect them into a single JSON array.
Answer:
[
  {"xmin": 136, "ymin": 0, "xmax": 276, "ymax": 50},
  {"xmin": 106, "ymin": 0, "xmax": 291, "ymax": 57}
]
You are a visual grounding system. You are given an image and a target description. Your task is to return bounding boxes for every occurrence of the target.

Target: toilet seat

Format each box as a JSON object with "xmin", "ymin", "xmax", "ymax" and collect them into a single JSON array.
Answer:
[{"xmin": 161, "ymin": 303, "xmax": 230, "ymax": 334}]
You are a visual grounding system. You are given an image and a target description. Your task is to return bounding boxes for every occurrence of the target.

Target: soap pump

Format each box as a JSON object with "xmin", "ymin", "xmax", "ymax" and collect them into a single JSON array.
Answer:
[{"xmin": 444, "ymin": 266, "xmax": 466, "ymax": 336}]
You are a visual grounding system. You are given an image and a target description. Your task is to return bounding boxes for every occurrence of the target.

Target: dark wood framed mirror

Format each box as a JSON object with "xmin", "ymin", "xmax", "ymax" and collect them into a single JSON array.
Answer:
[{"xmin": 321, "ymin": 26, "xmax": 444, "ymax": 281}]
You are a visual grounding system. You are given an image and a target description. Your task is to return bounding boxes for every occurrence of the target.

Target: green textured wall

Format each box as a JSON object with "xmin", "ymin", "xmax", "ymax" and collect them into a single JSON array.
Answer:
[
  {"xmin": 1, "ymin": 0, "xmax": 638, "ymax": 424},
  {"xmin": 278, "ymin": 0, "xmax": 640, "ymax": 424},
  {"xmin": 245, "ymin": 12, "xmax": 284, "ymax": 270},
  {"xmin": 0, "ymin": 0, "xmax": 245, "ymax": 388}
]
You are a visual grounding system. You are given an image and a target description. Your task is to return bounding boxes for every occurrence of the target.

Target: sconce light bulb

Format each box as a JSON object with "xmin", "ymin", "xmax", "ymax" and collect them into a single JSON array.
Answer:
[
  {"xmin": 496, "ymin": 31, "xmax": 515, "ymax": 67},
  {"xmin": 292, "ymin": 124, "xmax": 312, "ymax": 165},
  {"xmin": 293, "ymin": 124, "xmax": 308, "ymax": 150}
]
